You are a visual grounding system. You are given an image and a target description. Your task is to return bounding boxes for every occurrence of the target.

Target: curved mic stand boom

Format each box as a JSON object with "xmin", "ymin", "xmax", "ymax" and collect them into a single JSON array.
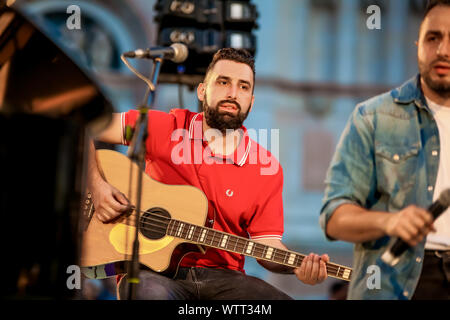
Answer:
[{"xmin": 121, "ymin": 54, "xmax": 164, "ymax": 300}]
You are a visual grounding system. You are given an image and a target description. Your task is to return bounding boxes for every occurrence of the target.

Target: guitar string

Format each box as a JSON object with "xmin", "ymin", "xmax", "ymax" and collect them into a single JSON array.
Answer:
[
  {"xmin": 120, "ymin": 214, "xmax": 348, "ymax": 276},
  {"xmin": 118, "ymin": 214, "xmax": 347, "ymax": 277},
  {"xmin": 90, "ymin": 203, "xmax": 349, "ymax": 277},
  {"xmin": 131, "ymin": 222, "xmax": 346, "ymax": 278},
  {"xmin": 98, "ymin": 211, "xmax": 347, "ymax": 278}
]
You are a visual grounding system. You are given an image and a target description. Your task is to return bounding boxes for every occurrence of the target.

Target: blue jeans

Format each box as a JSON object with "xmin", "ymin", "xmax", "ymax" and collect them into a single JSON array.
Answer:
[{"xmin": 118, "ymin": 267, "xmax": 293, "ymax": 300}]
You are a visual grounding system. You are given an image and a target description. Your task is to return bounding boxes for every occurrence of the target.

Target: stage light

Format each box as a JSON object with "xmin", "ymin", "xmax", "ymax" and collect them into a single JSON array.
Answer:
[
  {"xmin": 225, "ymin": 1, "xmax": 258, "ymax": 25},
  {"xmin": 154, "ymin": 0, "xmax": 258, "ymax": 85}
]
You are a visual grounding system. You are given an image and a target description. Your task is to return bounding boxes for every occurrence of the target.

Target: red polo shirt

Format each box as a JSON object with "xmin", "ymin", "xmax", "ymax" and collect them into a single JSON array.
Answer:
[{"xmin": 121, "ymin": 108, "xmax": 284, "ymax": 272}]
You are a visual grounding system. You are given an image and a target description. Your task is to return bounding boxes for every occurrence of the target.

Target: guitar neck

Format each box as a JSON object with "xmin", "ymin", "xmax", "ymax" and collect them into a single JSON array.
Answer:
[{"xmin": 167, "ymin": 219, "xmax": 352, "ymax": 282}]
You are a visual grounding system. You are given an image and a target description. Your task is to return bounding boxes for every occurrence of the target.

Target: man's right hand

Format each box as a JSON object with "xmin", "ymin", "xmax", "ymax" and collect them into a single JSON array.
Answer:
[
  {"xmin": 384, "ymin": 205, "xmax": 436, "ymax": 247},
  {"xmin": 86, "ymin": 113, "xmax": 131, "ymax": 224},
  {"xmin": 90, "ymin": 177, "xmax": 131, "ymax": 223}
]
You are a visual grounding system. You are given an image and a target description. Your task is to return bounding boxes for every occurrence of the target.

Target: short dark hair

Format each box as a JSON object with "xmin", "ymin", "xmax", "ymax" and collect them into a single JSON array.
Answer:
[
  {"xmin": 204, "ymin": 48, "xmax": 255, "ymax": 85},
  {"xmin": 424, "ymin": 0, "xmax": 450, "ymax": 18}
]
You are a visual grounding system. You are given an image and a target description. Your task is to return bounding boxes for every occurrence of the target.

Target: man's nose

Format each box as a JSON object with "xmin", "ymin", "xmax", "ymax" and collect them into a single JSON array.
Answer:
[
  {"xmin": 437, "ymin": 37, "xmax": 450, "ymax": 58},
  {"xmin": 226, "ymin": 85, "xmax": 238, "ymax": 99}
]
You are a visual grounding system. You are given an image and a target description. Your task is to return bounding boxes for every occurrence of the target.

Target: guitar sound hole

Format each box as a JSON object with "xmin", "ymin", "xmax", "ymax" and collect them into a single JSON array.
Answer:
[{"xmin": 139, "ymin": 208, "xmax": 171, "ymax": 240}]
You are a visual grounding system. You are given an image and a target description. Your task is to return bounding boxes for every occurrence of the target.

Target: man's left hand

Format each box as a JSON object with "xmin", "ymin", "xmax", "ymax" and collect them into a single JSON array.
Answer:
[{"xmin": 295, "ymin": 253, "xmax": 329, "ymax": 285}]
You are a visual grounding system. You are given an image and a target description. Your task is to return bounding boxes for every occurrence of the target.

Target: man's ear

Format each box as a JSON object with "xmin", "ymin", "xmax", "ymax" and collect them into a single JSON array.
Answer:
[{"xmin": 197, "ymin": 83, "xmax": 205, "ymax": 102}]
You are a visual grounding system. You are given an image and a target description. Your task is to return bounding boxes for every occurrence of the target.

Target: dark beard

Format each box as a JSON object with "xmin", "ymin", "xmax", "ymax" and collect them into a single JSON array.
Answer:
[
  {"xmin": 419, "ymin": 59, "xmax": 450, "ymax": 98},
  {"xmin": 202, "ymin": 95, "xmax": 250, "ymax": 133}
]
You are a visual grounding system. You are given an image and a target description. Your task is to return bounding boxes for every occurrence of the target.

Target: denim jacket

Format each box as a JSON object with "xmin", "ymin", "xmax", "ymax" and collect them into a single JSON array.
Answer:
[{"xmin": 320, "ymin": 75, "xmax": 441, "ymax": 300}]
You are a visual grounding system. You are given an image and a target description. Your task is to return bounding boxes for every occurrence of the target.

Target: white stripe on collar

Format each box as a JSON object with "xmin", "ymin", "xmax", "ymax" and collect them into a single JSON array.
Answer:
[
  {"xmin": 237, "ymin": 138, "xmax": 251, "ymax": 167},
  {"xmin": 189, "ymin": 113, "xmax": 200, "ymax": 139}
]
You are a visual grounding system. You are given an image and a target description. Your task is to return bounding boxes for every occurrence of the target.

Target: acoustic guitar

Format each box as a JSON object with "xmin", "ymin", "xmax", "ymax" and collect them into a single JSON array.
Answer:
[{"xmin": 80, "ymin": 149, "xmax": 352, "ymax": 282}]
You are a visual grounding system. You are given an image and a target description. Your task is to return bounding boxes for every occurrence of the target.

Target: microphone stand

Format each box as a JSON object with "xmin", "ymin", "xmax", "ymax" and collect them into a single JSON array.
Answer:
[{"xmin": 126, "ymin": 56, "xmax": 163, "ymax": 300}]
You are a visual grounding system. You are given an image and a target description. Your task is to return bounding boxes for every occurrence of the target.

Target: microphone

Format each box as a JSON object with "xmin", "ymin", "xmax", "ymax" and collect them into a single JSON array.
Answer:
[
  {"xmin": 381, "ymin": 188, "xmax": 450, "ymax": 266},
  {"xmin": 123, "ymin": 43, "xmax": 188, "ymax": 63}
]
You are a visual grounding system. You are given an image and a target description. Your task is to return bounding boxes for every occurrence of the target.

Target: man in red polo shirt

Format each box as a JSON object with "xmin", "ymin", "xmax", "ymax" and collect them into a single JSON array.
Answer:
[{"xmin": 87, "ymin": 48, "xmax": 329, "ymax": 299}]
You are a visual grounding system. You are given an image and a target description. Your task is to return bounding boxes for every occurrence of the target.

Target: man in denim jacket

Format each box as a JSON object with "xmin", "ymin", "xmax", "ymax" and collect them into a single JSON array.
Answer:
[{"xmin": 320, "ymin": 0, "xmax": 450, "ymax": 300}]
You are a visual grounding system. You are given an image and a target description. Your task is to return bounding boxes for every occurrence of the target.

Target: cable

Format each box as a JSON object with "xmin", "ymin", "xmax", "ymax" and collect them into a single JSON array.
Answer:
[{"xmin": 120, "ymin": 54, "xmax": 155, "ymax": 92}]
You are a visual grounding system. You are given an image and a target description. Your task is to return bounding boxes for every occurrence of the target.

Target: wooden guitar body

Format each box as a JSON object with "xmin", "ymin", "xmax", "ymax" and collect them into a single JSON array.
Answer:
[{"xmin": 80, "ymin": 149, "xmax": 209, "ymax": 277}]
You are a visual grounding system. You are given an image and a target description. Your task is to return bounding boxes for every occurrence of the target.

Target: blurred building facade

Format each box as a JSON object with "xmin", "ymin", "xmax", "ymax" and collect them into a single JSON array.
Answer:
[{"xmin": 18, "ymin": 0, "xmax": 427, "ymax": 299}]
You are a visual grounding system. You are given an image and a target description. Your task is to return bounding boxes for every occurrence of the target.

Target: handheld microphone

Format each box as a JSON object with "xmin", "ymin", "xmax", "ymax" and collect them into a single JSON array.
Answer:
[
  {"xmin": 123, "ymin": 43, "xmax": 188, "ymax": 63},
  {"xmin": 381, "ymin": 188, "xmax": 450, "ymax": 266}
]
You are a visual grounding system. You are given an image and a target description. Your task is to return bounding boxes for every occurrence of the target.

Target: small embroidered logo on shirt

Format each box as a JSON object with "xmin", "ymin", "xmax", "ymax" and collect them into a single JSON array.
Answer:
[{"xmin": 226, "ymin": 189, "xmax": 234, "ymax": 197}]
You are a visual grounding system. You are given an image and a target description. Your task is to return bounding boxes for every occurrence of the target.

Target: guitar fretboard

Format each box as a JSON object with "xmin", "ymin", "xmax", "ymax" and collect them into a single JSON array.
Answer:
[{"xmin": 166, "ymin": 219, "xmax": 352, "ymax": 281}]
